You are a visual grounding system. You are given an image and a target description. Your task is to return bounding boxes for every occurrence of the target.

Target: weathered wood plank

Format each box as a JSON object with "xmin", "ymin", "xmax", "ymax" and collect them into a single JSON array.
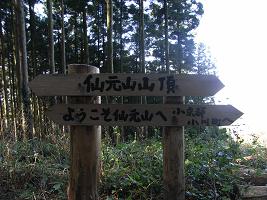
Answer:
[
  {"xmin": 29, "ymin": 73, "xmax": 224, "ymax": 96},
  {"xmin": 46, "ymin": 104, "xmax": 243, "ymax": 126},
  {"xmin": 163, "ymin": 96, "xmax": 185, "ymax": 200},
  {"xmin": 67, "ymin": 64, "xmax": 101, "ymax": 200},
  {"xmin": 241, "ymin": 185, "xmax": 267, "ymax": 199},
  {"xmin": 238, "ymin": 166, "xmax": 267, "ymax": 186}
]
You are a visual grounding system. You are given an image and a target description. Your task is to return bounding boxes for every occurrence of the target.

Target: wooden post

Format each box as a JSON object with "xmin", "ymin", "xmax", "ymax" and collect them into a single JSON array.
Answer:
[
  {"xmin": 67, "ymin": 64, "xmax": 101, "ymax": 200},
  {"xmin": 163, "ymin": 96, "xmax": 185, "ymax": 200}
]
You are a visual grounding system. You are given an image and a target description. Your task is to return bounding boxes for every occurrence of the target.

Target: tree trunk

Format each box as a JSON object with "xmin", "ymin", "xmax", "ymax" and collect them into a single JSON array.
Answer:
[
  {"xmin": 119, "ymin": 0, "xmax": 125, "ymax": 142},
  {"xmin": 28, "ymin": 0, "xmax": 37, "ymax": 77},
  {"xmin": 139, "ymin": 0, "xmax": 147, "ymax": 138},
  {"xmin": 106, "ymin": 0, "xmax": 113, "ymax": 73},
  {"xmin": 96, "ymin": 0, "xmax": 101, "ymax": 68},
  {"xmin": 8, "ymin": 6, "xmax": 17, "ymax": 137},
  {"xmin": 61, "ymin": 0, "xmax": 66, "ymax": 74},
  {"xmin": 29, "ymin": 0, "xmax": 39, "ymax": 136},
  {"xmin": 12, "ymin": 2, "xmax": 23, "ymax": 139},
  {"xmin": 139, "ymin": 0, "xmax": 145, "ymax": 74},
  {"xmin": 74, "ymin": 13, "xmax": 79, "ymax": 63},
  {"xmin": 15, "ymin": 0, "xmax": 34, "ymax": 139},
  {"xmin": 82, "ymin": 6, "xmax": 89, "ymax": 65},
  {"xmin": 0, "ymin": 58, "xmax": 7, "ymax": 136},
  {"xmin": 7, "ymin": 46, "xmax": 17, "ymax": 140},
  {"xmin": 119, "ymin": 0, "xmax": 123, "ymax": 74},
  {"xmin": 47, "ymin": 0, "xmax": 55, "ymax": 74},
  {"xmin": 101, "ymin": 4, "xmax": 106, "ymax": 72},
  {"xmin": 0, "ymin": 97, "xmax": 4, "ymax": 136},
  {"xmin": 0, "ymin": 22, "xmax": 9, "ymax": 133},
  {"xmin": 38, "ymin": 98, "xmax": 45, "ymax": 138},
  {"xmin": 105, "ymin": 0, "xmax": 115, "ymax": 143},
  {"xmin": 10, "ymin": 44, "xmax": 18, "ymax": 140},
  {"xmin": 47, "ymin": 0, "xmax": 56, "ymax": 135},
  {"xmin": 164, "ymin": 0, "xmax": 169, "ymax": 72}
]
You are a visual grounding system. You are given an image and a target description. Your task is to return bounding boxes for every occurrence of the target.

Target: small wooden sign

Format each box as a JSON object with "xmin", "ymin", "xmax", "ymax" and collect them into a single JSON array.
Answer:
[
  {"xmin": 29, "ymin": 73, "xmax": 224, "ymax": 97},
  {"xmin": 46, "ymin": 104, "xmax": 243, "ymax": 126}
]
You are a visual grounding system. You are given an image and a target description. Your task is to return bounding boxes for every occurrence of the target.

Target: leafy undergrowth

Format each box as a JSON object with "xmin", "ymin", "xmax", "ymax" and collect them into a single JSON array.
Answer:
[
  {"xmin": 100, "ymin": 139, "xmax": 163, "ymax": 199},
  {"xmin": 0, "ymin": 129, "xmax": 266, "ymax": 199},
  {"xmin": 0, "ymin": 137, "xmax": 69, "ymax": 200},
  {"xmin": 238, "ymin": 134, "xmax": 267, "ymax": 171},
  {"xmin": 185, "ymin": 128, "xmax": 244, "ymax": 199}
]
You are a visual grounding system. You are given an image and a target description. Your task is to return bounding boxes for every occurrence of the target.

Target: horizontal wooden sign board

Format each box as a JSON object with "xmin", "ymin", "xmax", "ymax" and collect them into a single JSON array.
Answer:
[
  {"xmin": 46, "ymin": 104, "xmax": 242, "ymax": 126},
  {"xmin": 29, "ymin": 73, "xmax": 224, "ymax": 97}
]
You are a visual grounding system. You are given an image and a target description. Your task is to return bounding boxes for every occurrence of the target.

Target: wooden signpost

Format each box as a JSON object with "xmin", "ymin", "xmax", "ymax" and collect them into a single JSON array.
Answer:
[
  {"xmin": 46, "ymin": 104, "xmax": 242, "ymax": 126},
  {"xmin": 29, "ymin": 64, "xmax": 243, "ymax": 200},
  {"xmin": 29, "ymin": 73, "xmax": 224, "ymax": 97}
]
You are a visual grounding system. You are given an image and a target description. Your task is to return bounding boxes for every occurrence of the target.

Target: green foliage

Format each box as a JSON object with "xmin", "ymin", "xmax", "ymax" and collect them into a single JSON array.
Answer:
[
  {"xmin": 185, "ymin": 127, "xmax": 244, "ymax": 199},
  {"xmin": 1, "ymin": 130, "xmax": 266, "ymax": 199},
  {"xmin": 238, "ymin": 134, "xmax": 267, "ymax": 170},
  {"xmin": 100, "ymin": 139, "xmax": 163, "ymax": 199},
  {"xmin": 0, "ymin": 138, "xmax": 69, "ymax": 200}
]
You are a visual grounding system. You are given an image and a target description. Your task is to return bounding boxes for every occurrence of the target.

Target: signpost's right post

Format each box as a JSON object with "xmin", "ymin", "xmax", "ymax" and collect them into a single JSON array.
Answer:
[{"xmin": 163, "ymin": 95, "xmax": 185, "ymax": 200}]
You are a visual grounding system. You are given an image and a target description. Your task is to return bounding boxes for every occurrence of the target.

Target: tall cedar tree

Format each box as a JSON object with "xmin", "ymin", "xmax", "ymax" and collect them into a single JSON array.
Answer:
[{"xmin": 14, "ymin": 0, "xmax": 33, "ymax": 139}]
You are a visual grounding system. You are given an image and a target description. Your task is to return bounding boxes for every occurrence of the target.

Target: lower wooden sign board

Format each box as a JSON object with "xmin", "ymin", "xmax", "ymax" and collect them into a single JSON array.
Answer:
[{"xmin": 46, "ymin": 104, "xmax": 243, "ymax": 126}]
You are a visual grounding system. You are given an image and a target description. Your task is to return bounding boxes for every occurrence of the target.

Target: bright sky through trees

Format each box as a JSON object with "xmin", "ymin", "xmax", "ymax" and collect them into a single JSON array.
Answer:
[{"xmin": 196, "ymin": 0, "xmax": 267, "ymax": 142}]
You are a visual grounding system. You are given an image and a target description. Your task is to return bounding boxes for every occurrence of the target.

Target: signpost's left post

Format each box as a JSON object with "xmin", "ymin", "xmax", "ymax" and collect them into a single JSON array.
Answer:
[{"xmin": 67, "ymin": 64, "xmax": 101, "ymax": 200}]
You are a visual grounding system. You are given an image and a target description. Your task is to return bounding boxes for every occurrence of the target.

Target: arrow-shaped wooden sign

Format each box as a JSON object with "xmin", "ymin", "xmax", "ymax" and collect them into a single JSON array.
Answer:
[
  {"xmin": 45, "ymin": 104, "xmax": 242, "ymax": 126},
  {"xmin": 29, "ymin": 73, "xmax": 224, "ymax": 97}
]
